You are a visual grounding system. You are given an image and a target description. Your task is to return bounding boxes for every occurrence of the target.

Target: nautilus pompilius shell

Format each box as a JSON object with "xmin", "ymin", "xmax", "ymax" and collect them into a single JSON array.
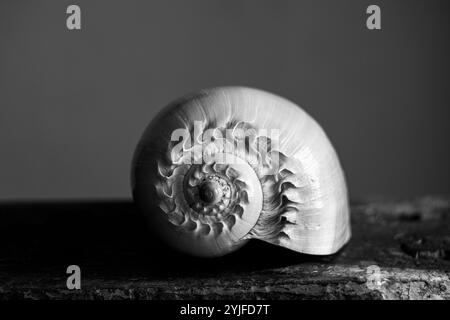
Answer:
[{"xmin": 131, "ymin": 87, "xmax": 351, "ymax": 257}]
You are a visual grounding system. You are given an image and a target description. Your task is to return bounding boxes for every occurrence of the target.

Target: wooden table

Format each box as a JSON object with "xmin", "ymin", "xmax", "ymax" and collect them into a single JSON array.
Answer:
[{"xmin": 0, "ymin": 196, "xmax": 449, "ymax": 300}]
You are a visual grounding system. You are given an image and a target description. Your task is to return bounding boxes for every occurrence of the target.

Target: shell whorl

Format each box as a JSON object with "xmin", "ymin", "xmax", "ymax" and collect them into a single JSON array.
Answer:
[{"xmin": 132, "ymin": 87, "xmax": 351, "ymax": 257}]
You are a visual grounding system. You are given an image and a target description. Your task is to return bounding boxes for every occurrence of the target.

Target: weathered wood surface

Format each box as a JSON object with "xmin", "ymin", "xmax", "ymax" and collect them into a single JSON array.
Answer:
[{"xmin": 0, "ymin": 196, "xmax": 449, "ymax": 300}]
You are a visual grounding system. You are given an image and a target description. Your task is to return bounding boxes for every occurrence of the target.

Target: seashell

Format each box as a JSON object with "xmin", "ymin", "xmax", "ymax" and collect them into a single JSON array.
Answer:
[{"xmin": 131, "ymin": 87, "xmax": 351, "ymax": 257}]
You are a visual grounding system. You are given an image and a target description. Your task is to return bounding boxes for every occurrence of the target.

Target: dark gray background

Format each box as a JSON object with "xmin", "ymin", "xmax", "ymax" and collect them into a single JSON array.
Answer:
[{"xmin": 0, "ymin": 0, "xmax": 449, "ymax": 200}]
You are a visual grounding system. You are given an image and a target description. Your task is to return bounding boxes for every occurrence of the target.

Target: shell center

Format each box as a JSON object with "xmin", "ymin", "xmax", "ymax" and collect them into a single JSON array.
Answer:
[{"xmin": 198, "ymin": 180, "xmax": 223, "ymax": 204}]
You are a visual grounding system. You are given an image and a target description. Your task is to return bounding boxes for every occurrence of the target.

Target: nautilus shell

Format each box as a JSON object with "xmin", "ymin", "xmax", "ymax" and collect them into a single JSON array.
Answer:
[{"xmin": 131, "ymin": 87, "xmax": 351, "ymax": 257}]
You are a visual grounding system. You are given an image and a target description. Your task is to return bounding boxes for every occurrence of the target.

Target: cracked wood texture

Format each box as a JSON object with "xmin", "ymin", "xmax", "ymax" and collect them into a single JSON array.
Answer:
[{"xmin": 0, "ymin": 196, "xmax": 449, "ymax": 300}]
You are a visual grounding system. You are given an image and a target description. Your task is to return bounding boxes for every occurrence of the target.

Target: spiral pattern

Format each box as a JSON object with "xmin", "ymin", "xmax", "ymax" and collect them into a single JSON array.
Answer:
[
  {"xmin": 156, "ymin": 160, "xmax": 250, "ymax": 235},
  {"xmin": 155, "ymin": 119, "xmax": 271, "ymax": 242}
]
